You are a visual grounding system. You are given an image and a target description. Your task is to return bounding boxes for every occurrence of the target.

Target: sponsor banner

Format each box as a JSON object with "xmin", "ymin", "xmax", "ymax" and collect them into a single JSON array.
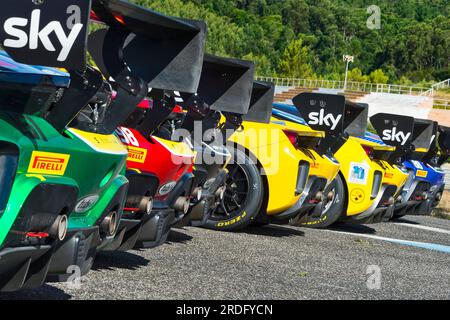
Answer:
[{"xmin": 0, "ymin": 0, "xmax": 91, "ymax": 69}]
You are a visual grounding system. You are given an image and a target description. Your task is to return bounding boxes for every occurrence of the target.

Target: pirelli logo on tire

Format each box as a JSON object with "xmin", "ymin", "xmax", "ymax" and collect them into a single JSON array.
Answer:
[
  {"xmin": 216, "ymin": 211, "xmax": 247, "ymax": 228},
  {"xmin": 127, "ymin": 146, "xmax": 148, "ymax": 164},
  {"xmin": 28, "ymin": 151, "xmax": 70, "ymax": 176}
]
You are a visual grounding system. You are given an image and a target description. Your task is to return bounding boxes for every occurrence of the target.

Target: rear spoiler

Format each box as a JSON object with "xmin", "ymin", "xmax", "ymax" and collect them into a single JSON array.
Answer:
[
  {"xmin": 195, "ymin": 54, "xmax": 254, "ymax": 115},
  {"xmin": 90, "ymin": 0, "xmax": 206, "ymax": 93},
  {"xmin": 180, "ymin": 55, "xmax": 254, "ymax": 141},
  {"xmin": 78, "ymin": 0, "xmax": 207, "ymax": 134},
  {"xmin": 370, "ymin": 113, "xmax": 415, "ymax": 149},
  {"xmin": 410, "ymin": 119, "xmax": 435, "ymax": 159},
  {"xmin": 242, "ymin": 81, "xmax": 275, "ymax": 124},
  {"xmin": 292, "ymin": 93, "xmax": 368, "ymax": 137},
  {"xmin": 292, "ymin": 92, "xmax": 368, "ymax": 154},
  {"xmin": 370, "ymin": 114, "xmax": 436, "ymax": 162},
  {"xmin": 434, "ymin": 125, "xmax": 450, "ymax": 166}
]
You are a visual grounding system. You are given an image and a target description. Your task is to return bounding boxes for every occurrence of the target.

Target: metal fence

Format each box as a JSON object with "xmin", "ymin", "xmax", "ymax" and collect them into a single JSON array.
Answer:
[{"xmin": 256, "ymin": 76, "xmax": 430, "ymax": 95}]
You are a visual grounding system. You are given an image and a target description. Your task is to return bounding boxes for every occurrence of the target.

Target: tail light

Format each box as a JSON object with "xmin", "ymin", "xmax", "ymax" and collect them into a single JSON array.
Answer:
[
  {"xmin": 172, "ymin": 105, "xmax": 184, "ymax": 113},
  {"xmin": 283, "ymin": 130, "xmax": 300, "ymax": 149}
]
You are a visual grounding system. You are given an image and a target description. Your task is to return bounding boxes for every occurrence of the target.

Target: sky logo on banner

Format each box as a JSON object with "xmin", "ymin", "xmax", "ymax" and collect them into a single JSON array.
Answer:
[
  {"xmin": 0, "ymin": 0, "xmax": 90, "ymax": 69},
  {"xmin": 4, "ymin": 9, "xmax": 83, "ymax": 62}
]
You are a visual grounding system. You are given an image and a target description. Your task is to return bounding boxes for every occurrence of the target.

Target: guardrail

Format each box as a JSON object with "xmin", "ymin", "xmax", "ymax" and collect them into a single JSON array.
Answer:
[
  {"xmin": 256, "ymin": 76, "xmax": 429, "ymax": 95},
  {"xmin": 422, "ymin": 78, "xmax": 450, "ymax": 97}
]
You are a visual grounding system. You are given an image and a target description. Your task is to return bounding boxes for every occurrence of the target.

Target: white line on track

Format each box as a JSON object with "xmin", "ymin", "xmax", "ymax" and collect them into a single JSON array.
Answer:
[
  {"xmin": 391, "ymin": 223, "xmax": 450, "ymax": 235},
  {"xmin": 324, "ymin": 230, "xmax": 450, "ymax": 254}
]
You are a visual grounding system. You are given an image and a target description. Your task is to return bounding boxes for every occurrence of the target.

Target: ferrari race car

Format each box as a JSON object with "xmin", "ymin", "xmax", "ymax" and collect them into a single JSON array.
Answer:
[
  {"xmin": 273, "ymin": 94, "xmax": 409, "ymax": 228},
  {"xmin": 204, "ymin": 89, "xmax": 343, "ymax": 231},
  {"xmin": 89, "ymin": 0, "xmax": 207, "ymax": 249}
]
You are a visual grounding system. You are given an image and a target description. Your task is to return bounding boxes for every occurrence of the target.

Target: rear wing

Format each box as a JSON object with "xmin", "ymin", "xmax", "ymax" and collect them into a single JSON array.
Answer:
[
  {"xmin": 180, "ymin": 54, "xmax": 254, "ymax": 141},
  {"xmin": 242, "ymin": 81, "xmax": 275, "ymax": 124},
  {"xmin": 370, "ymin": 114, "xmax": 436, "ymax": 162},
  {"xmin": 292, "ymin": 92, "xmax": 368, "ymax": 154},
  {"xmin": 77, "ymin": 0, "xmax": 207, "ymax": 134},
  {"xmin": 370, "ymin": 113, "xmax": 415, "ymax": 149},
  {"xmin": 435, "ymin": 125, "xmax": 450, "ymax": 166},
  {"xmin": 89, "ymin": 0, "xmax": 206, "ymax": 94},
  {"xmin": 195, "ymin": 54, "xmax": 254, "ymax": 115},
  {"xmin": 411, "ymin": 119, "xmax": 435, "ymax": 157},
  {"xmin": 292, "ymin": 93, "xmax": 368, "ymax": 137}
]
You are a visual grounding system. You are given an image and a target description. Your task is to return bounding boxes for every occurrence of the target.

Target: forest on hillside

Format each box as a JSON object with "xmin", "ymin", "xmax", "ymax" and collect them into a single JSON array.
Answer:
[{"xmin": 131, "ymin": 0, "xmax": 450, "ymax": 85}]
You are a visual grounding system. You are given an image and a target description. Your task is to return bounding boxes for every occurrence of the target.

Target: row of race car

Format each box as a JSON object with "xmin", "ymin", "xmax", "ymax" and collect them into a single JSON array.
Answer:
[{"xmin": 0, "ymin": 0, "xmax": 449, "ymax": 292}]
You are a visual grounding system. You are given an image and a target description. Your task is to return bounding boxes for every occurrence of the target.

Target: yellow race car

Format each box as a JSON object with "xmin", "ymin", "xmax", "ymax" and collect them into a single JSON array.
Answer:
[
  {"xmin": 204, "ymin": 82, "xmax": 340, "ymax": 231},
  {"xmin": 273, "ymin": 93, "xmax": 409, "ymax": 228}
]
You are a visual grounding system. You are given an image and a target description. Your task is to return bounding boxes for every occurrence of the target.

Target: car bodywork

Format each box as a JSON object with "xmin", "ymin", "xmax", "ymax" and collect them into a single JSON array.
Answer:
[
  {"xmin": 273, "ymin": 99, "xmax": 409, "ymax": 225},
  {"xmin": 370, "ymin": 115, "xmax": 435, "ymax": 218}
]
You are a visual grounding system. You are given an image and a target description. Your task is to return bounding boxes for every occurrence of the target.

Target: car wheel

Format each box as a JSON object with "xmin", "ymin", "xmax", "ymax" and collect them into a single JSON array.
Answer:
[
  {"xmin": 203, "ymin": 148, "xmax": 264, "ymax": 231},
  {"xmin": 297, "ymin": 174, "xmax": 346, "ymax": 228}
]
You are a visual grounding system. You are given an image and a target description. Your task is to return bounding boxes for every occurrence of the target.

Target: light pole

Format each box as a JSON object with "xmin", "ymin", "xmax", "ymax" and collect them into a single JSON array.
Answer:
[{"xmin": 343, "ymin": 55, "xmax": 354, "ymax": 91}]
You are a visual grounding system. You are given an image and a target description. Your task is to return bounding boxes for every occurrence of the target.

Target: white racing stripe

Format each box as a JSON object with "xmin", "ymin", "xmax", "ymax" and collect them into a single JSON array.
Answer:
[
  {"xmin": 324, "ymin": 229, "xmax": 450, "ymax": 254},
  {"xmin": 392, "ymin": 223, "xmax": 450, "ymax": 236}
]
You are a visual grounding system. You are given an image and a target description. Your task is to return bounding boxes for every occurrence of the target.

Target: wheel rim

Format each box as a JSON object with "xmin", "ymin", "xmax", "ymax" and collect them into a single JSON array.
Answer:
[
  {"xmin": 211, "ymin": 163, "xmax": 250, "ymax": 221},
  {"xmin": 321, "ymin": 182, "xmax": 337, "ymax": 216}
]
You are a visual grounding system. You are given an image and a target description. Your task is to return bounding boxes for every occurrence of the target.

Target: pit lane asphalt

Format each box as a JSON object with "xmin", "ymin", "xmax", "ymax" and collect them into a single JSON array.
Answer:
[{"xmin": 2, "ymin": 215, "xmax": 450, "ymax": 300}]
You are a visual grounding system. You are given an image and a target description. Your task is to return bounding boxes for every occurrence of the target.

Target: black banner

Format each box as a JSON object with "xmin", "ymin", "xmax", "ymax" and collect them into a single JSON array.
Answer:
[{"xmin": 0, "ymin": 0, "xmax": 91, "ymax": 70}]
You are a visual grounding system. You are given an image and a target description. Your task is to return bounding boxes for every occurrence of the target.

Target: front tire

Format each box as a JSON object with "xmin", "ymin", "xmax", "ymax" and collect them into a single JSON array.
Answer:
[{"xmin": 203, "ymin": 148, "xmax": 264, "ymax": 231}]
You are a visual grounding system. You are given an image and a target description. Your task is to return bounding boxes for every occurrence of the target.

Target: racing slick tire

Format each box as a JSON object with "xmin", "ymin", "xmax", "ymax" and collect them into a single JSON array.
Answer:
[
  {"xmin": 297, "ymin": 174, "xmax": 346, "ymax": 229},
  {"xmin": 203, "ymin": 147, "xmax": 263, "ymax": 231}
]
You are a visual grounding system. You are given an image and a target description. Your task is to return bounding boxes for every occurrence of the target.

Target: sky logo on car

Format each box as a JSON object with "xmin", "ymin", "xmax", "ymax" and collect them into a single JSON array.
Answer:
[
  {"xmin": 382, "ymin": 127, "xmax": 411, "ymax": 146},
  {"xmin": 127, "ymin": 146, "xmax": 147, "ymax": 164},
  {"xmin": 28, "ymin": 151, "xmax": 70, "ymax": 176}
]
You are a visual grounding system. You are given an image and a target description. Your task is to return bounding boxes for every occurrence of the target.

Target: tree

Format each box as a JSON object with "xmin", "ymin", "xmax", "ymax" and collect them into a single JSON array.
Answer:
[
  {"xmin": 278, "ymin": 39, "xmax": 315, "ymax": 78},
  {"xmin": 368, "ymin": 69, "xmax": 389, "ymax": 84}
]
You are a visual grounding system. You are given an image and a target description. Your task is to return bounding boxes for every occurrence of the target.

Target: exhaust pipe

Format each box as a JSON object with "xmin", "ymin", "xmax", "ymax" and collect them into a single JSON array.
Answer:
[
  {"xmin": 215, "ymin": 186, "xmax": 226, "ymax": 200},
  {"xmin": 315, "ymin": 191, "xmax": 325, "ymax": 202},
  {"xmin": 327, "ymin": 191, "xmax": 335, "ymax": 202},
  {"xmin": 49, "ymin": 215, "xmax": 68, "ymax": 241},
  {"xmin": 173, "ymin": 197, "xmax": 190, "ymax": 214},
  {"xmin": 101, "ymin": 211, "xmax": 118, "ymax": 236},
  {"xmin": 126, "ymin": 196, "xmax": 154, "ymax": 215},
  {"xmin": 192, "ymin": 187, "xmax": 203, "ymax": 201}
]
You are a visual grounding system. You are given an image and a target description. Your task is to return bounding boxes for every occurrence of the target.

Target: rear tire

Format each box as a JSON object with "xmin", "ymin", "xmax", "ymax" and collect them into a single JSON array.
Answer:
[
  {"xmin": 297, "ymin": 174, "xmax": 346, "ymax": 228},
  {"xmin": 203, "ymin": 148, "xmax": 264, "ymax": 231}
]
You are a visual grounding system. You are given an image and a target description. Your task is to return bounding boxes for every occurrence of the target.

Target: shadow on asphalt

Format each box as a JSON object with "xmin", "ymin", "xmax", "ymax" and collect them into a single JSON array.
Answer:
[
  {"xmin": 327, "ymin": 222, "xmax": 377, "ymax": 234},
  {"xmin": 390, "ymin": 218, "xmax": 420, "ymax": 225},
  {"xmin": 0, "ymin": 284, "xmax": 71, "ymax": 300},
  {"xmin": 166, "ymin": 229, "xmax": 194, "ymax": 245},
  {"xmin": 93, "ymin": 251, "xmax": 150, "ymax": 271},
  {"xmin": 241, "ymin": 224, "xmax": 305, "ymax": 238}
]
